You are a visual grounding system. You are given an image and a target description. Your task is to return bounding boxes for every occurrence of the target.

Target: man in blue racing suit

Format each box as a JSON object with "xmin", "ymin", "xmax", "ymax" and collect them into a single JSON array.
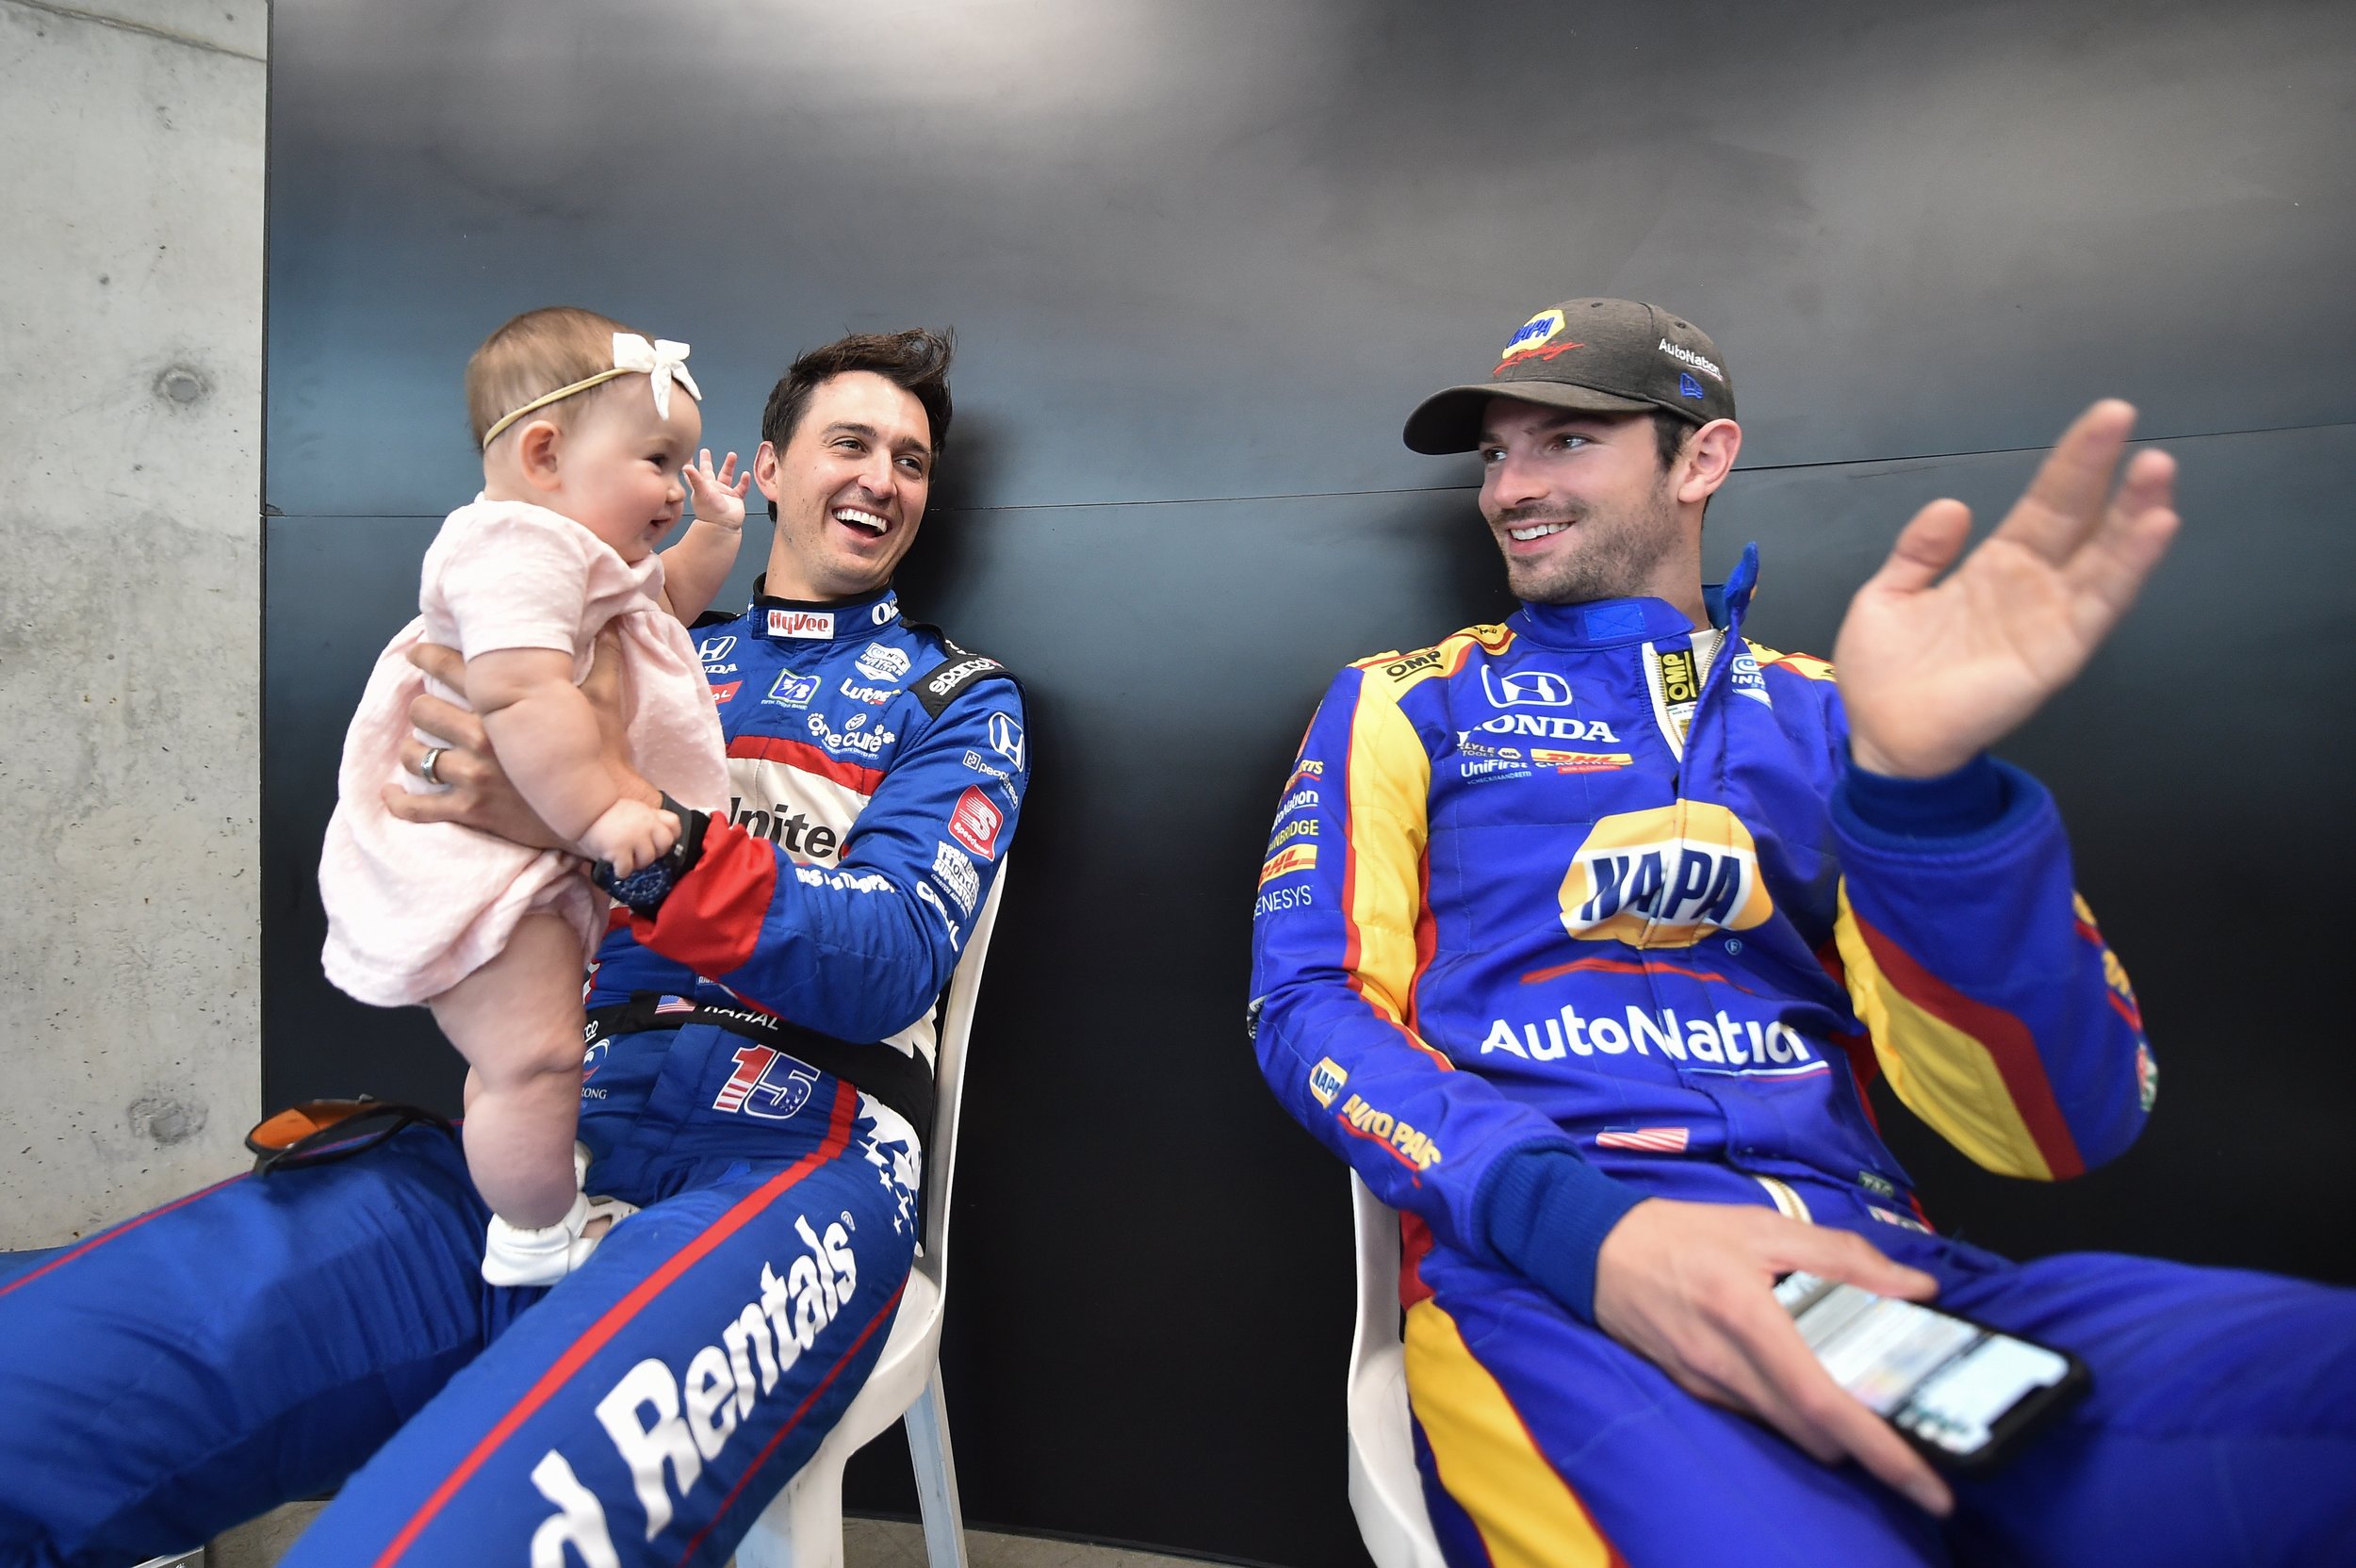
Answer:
[
  {"xmin": 0, "ymin": 329, "xmax": 1028, "ymax": 1567},
  {"xmin": 1248, "ymin": 298, "xmax": 2356, "ymax": 1565}
]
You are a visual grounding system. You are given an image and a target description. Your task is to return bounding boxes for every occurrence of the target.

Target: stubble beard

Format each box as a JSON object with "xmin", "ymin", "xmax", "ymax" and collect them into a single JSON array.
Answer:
[{"xmin": 1494, "ymin": 476, "xmax": 1683, "ymax": 606}]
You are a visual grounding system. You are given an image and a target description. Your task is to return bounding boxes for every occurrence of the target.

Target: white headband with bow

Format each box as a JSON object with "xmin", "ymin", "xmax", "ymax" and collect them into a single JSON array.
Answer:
[{"xmin": 480, "ymin": 332, "xmax": 704, "ymax": 449}]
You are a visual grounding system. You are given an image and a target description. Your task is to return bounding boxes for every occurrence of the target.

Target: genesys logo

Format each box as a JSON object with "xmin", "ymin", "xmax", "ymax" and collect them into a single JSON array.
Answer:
[
  {"xmin": 1481, "ymin": 666, "xmax": 1574, "ymax": 709},
  {"xmin": 768, "ymin": 609, "xmax": 836, "ymax": 640},
  {"xmin": 1254, "ymin": 883, "xmax": 1313, "ymax": 918},
  {"xmin": 1558, "ymin": 803, "xmax": 1775, "ymax": 947},
  {"xmin": 948, "ymin": 787, "xmax": 1003, "ymax": 859}
]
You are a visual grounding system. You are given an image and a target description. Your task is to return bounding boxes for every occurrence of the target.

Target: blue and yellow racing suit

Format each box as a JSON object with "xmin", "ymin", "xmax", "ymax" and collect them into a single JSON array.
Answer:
[{"xmin": 1250, "ymin": 546, "xmax": 2354, "ymax": 1567}]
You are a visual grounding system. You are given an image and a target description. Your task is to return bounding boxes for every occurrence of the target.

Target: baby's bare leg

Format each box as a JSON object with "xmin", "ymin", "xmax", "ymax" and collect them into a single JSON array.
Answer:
[{"xmin": 427, "ymin": 914, "xmax": 586, "ymax": 1229}]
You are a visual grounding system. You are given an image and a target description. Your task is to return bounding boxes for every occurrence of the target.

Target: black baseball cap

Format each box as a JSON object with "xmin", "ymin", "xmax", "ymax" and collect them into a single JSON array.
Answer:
[{"xmin": 1402, "ymin": 298, "xmax": 1736, "ymax": 454}]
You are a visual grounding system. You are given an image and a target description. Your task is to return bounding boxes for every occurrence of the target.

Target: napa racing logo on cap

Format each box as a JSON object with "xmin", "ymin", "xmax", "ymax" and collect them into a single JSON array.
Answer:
[
  {"xmin": 1559, "ymin": 802, "xmax": 1775, "ymax": 948},
  {"xmin": 1497, "ymin": 308, "xmax": 1581, "ymax": 372}
]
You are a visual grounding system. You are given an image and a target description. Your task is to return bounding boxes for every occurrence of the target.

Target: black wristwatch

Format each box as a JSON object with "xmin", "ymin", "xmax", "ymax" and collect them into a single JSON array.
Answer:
[{"xmin": 591, "ymin": 793, "xmax": 711, "ymax": 916}]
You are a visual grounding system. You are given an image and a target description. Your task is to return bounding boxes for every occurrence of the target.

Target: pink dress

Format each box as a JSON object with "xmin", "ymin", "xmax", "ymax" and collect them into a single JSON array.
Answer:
[{"xmin": 319, "ymin": 499, "xmax": 728, "ymax": 1007}]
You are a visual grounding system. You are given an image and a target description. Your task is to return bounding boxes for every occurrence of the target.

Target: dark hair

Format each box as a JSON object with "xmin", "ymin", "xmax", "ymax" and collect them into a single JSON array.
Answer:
[
  {"xmin": 760, "ymin": 329, "xmax": 955, "ymax": 519},
  {"xmin": 1650, "ymin": 408, "xmax": 1695, "ymax": 473}
]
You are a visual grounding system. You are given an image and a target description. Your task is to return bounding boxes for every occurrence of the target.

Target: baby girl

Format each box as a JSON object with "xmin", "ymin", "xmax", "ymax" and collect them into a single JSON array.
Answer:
[{"xmin": 319, "ymin": 306, "xmax": 748, "ymax": 1284}]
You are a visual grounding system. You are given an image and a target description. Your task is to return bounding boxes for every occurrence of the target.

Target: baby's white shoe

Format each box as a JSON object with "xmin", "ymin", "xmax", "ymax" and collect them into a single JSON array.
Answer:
[{"xmin": 482, "ymin": 1192, "xmax": 593, "ymax": 1287}]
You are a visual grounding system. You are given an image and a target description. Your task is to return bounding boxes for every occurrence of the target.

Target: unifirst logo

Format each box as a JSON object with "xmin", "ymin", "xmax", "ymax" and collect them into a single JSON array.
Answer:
[
  {"xmin": 1559, "ymin": 803, "xmax": 1774, "ymax": 948},
  {"xmin": 523, "ymin": 1213, "xmax": 860, "ymax": 1560}
]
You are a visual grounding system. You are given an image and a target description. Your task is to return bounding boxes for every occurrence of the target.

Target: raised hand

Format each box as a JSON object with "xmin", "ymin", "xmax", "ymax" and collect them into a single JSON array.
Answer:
[
  {"xmin": 1833, "ymin": 400, "xmax": 2180, "ymax": 778},
  {"xmin": 683, "ymin": 449, "xmax": 750, "ymax": 531}
]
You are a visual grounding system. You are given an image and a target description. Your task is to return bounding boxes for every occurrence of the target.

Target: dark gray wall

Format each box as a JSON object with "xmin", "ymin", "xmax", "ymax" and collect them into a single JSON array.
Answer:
[{"xmin": 264, "ymin": 3, "xmax": 2356, "ymax": 1561}]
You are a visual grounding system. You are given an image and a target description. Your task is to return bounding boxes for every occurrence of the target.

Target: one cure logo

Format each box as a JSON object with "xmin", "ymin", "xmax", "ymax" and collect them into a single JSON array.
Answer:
[{"xmin": 1559, "ymin": 802, "xmax": 1774, "ymax": 948}]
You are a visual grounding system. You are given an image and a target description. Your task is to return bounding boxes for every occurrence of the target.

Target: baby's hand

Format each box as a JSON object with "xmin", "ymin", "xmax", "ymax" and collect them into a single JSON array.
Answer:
[
  {"xmin": 579, "ymin": 798, "xmax": 680, "ymax": 877},
  {"xmin": 683, "ymin": 449, "xmax": 750, "ymax": 532}
]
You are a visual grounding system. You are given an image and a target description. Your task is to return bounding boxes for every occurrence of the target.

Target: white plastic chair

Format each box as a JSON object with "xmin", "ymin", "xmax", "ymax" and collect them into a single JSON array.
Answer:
[
  {"xmin": 735, "ymin": 860, "xmax": 1007, "ymax": 1568},
  {"xmin": 1346, "ymin": 1173, "xmax": 1447, "ymax": 1568}
]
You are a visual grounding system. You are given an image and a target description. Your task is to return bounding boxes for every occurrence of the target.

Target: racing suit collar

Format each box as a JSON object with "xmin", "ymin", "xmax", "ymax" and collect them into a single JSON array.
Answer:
[
  {"xmin": 1511, "ymin": 542, "xmax": 1760, "ymax": 649},
  {"xmin": 745, "ymin": 577, "xmax": 904, "ymax": 643}
]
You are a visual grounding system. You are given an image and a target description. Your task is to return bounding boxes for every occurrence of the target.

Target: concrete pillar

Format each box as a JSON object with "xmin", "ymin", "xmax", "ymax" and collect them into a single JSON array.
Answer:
[{"xmin": 0, "ymin": 0, "xmax": 267, "ymax": 1246}]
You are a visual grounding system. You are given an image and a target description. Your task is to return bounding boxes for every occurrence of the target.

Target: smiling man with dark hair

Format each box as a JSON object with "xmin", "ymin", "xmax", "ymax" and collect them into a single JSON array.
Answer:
[
  {"xmin": 0, "ymin": 330, "xmax": 1030, "ymax": 1568},
  {"xmin": 1250, "ymin": 298, "xmax": 2356, "ymax": 1565}
]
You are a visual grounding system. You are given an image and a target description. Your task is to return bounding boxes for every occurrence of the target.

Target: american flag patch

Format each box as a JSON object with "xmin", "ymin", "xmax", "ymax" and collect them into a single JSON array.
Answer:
[
  {"xmin": 1595, "ymin": 1127, "xmax": 1690, "ymax": 1153},
  {"xmin": 654, "ymin": 995, "xmax": 696, "ymax": 1016}
]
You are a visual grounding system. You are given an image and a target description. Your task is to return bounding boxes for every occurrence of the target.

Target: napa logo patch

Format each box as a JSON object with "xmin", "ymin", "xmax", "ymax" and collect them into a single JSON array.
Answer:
[
  {"xmin": 1308, "ymin": 1057, "xmax": 1349, "ymax": 1108},
  {"xmin": 1559, "ymin": 803, "xmax": 1775, "ymax": 947},
  {"xmin": 1497, "ymin": 308, "xmax": 1579, "ymax": 371}
]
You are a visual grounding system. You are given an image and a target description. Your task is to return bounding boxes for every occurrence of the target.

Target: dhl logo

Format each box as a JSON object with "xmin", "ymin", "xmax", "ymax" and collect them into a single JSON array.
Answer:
[
  {"xmin": 1531, "ymin": 748, "xmax": 1632, "ymax": 773},
  {"xmin": 1559, "ymin": 803, "xmax": 1774, "ymax": 947},
  {"xmin": 1260, "ymin": 844, "xmax": 1317, "ymax": 885}
]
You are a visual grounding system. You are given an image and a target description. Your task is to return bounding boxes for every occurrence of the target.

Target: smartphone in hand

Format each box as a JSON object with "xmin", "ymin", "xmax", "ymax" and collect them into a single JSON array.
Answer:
[{"xmin": 1775, "ymin": 1271, "xmax": 2089, "ymax": 1471}]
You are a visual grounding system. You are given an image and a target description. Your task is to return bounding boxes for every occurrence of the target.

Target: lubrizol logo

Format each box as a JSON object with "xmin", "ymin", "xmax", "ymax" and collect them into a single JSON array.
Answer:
[
  {"xmin": 1656, "ymin": 338, "xmax": 1725, "ymax": 383},
  {"xmin": 1559, "ymin": 803, "xmax": 1773, "ymax": 947}
]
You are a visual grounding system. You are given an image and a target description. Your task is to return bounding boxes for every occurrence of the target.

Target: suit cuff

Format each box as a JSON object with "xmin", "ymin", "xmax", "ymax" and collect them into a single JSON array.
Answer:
[
  {"xmin": 1475, "ymin": 1147, "xmax": 1647, "ymax": 1324},
  {"xmin": 1839, "ymin": 752, "xmax": 2009, "ymax": 841}
]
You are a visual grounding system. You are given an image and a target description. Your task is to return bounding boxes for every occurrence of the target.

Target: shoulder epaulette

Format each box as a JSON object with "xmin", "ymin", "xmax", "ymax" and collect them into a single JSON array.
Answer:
[
  {"xmin": 1746, "ymin": 639, "xmax": 1835, "ymax": 682},
  {"xmin": 1350, "ymin": 626, "xmax": 1506, "ymax": 695},
  {"xmin": 907, "ymin": 626, "xmax": 1021, "ymax": 718}
]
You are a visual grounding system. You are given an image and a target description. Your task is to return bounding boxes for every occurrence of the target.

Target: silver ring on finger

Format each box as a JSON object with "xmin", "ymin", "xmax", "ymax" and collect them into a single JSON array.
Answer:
[{"xmin": 418, "ymin": 745, "xmax": 446, "ymax": 787}]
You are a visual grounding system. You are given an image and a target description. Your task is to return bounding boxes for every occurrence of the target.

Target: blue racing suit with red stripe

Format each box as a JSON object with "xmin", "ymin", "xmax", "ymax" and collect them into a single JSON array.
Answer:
[
  {"xmin": 0, "ymin": 583, "xmax": 1027, "ymax": 1568},
  {"xmin": 1248, "ymin": 545, "xmax": 2356, "ymax": 1566}
]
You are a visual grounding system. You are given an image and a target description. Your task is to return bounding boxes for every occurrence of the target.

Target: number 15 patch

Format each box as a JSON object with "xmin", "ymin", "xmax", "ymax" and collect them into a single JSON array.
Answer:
[{"xmin": 948, "ymin": 787, "xmax": 1003, "ymax": 859}]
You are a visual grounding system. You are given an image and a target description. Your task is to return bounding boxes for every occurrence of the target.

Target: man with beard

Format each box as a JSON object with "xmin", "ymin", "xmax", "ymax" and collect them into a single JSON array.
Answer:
[
  {"xmin": 1248, "ymin": 299, "xmax": 2356, "ymax": 1564},
  {"xmin": 0, "ymin": 329, "xmax": 1028, "ymax": 1568}
]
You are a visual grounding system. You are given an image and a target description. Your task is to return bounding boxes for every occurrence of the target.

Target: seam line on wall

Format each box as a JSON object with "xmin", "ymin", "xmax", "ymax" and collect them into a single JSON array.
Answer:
[
  {"xmin": 270, "ymin": 414, "xmax": 2356, "ymax": 519},
  {"xmin": 1, "ymin": 0, "xmax": 265, "ymax": 62}
]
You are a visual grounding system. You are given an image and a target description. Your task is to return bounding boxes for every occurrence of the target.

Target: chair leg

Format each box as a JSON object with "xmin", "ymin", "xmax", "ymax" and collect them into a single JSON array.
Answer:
[
  {"xmin": 904, "ymin": 1364, "xmax": 970, "ymax": 1568},
  {"xmin": 734, "ymin": 1449, "xmax": 849, "ymax": 1568}
]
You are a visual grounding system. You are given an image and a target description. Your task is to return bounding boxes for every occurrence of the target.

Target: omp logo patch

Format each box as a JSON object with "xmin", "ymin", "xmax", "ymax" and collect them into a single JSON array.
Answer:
[
  {"xmin": 1659, "ymin": 648, "xmax": 1699, "ymax": 706},
  {"xmin": 1308, "ymin": 1057, "xmax": 1348, "ymax": 1108},
  {"xmin": 1559, "ymin": 803, "xmax": 1774, "ymax": 947}
]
